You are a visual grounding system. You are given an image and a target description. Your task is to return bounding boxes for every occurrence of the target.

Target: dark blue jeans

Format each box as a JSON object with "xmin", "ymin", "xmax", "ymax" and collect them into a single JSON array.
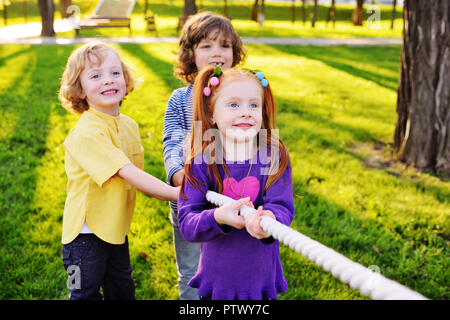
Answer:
[{"xmin": 62, "ymin": 234, "xmax": 135, "ymax": 300}]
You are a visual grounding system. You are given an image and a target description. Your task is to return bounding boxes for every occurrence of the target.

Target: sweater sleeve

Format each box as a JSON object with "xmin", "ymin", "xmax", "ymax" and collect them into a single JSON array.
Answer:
[
  {"xmin": 163, "ymin": 89, "xmax": 189, "ymax": 186},
  {"xmin": 261, "ymin": 156, "xmax": 295, "ymax": 227},
  {"xmin": 177, "ymin": 162, "xmax": 229, "ymax": 243}
]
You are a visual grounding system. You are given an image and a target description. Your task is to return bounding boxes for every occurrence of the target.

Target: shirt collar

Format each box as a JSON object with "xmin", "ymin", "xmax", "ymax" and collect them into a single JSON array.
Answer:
[{"xmin": 87, "ymin": 107, "xmax": 120, "ymax": 131}]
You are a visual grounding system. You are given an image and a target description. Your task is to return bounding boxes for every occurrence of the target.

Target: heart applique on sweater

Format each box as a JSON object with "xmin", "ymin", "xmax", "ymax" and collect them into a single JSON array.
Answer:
[{"xmin": 223, "ymin": 177, "xmax": 260, "ymax": 202}]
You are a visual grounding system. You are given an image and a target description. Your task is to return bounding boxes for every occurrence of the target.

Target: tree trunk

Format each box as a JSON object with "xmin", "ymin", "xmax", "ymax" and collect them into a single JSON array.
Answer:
[
  {"xmin": 301, "ymin": 0, "xmax": 306, "ymax": 25},
  {"xmin": 311, "ymin": 0, "xmax": 318, "ymax": 28},
  {"xmin": 352, "ymin": 0, "xmax": 364, "ymax": 26},
  {"xmin": 327, "ymin": 0, "xmax": 336, "ymax": 28},
  {"xmin": 3, "ymin": 0, "xmax": 7, "ymax": 26},
  {"xmin": 291, "ymin": 0, "xmax": 295, "ymax": 23},
  {"xmin": 394, "ymin": 0, "xmax": 450, "ymax": 174},
  {"xmin": 390, "ymin": 0, "xmax": 397, "ymax": 29},
  {"xmin": 38, "ymin": 0, "xmax": 55, "ymax": 36},
  {"xmin": 251, "ymin": 0, "xmax": 259, "ymax": 22},
  {"xmin": 184, "ymin": 0, "xmax": 197, "ymax": 18},
  {"xmin": 259, "ymin": 0, "xmax": 265, "ymax": 26}
]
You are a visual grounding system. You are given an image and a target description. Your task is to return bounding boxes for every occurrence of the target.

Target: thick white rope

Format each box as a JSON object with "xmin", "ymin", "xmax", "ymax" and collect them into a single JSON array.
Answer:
[{"xmin": 205, "ymin": 191, "xmax": 428, "ymax": 300}]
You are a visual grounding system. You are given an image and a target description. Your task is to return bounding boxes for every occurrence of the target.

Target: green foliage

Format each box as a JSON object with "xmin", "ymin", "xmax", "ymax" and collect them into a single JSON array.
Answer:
[{"xmin": 0, "ymin": 43, "xmax": 448, "ymax": 300}]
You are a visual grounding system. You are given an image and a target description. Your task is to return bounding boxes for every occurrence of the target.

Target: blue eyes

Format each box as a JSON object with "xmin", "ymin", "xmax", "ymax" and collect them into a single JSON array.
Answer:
[
  {"xmin": 90, "ymin": 71, "xmax": 121, "ymax": 80},
  {"xmin": 229, "ymin": 103, "xmax": 259, "ymax": 109}
]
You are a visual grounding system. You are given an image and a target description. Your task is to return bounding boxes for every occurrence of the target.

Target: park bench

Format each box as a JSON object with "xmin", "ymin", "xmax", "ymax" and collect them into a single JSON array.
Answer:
[{"xmin": 75, "ymin": 0, "xmax": 136, "ymax": 36}]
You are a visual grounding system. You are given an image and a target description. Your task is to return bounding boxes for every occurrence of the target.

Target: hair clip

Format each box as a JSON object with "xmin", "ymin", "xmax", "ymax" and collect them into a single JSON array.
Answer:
[
  {"xmin": 213, "ymin": 66, "xmax": 222, "ymax": 76},
  {"xmin": 203, "ymin": 87, "xmax": 211, "ymax": 96},
  {"xmin": 210, "ymin": 65, "xmax": 222, "ymax": 87},
  {"xmin": 255, "ymin": 71, "xmax": 268, "ymax": 87},
  {"xmin": 203, "ymin": 66, "xmax": 222, "ymax": 96},
  {"xmin": 210, "ymin": 77, "xmax": 219, "ymax": 86}
]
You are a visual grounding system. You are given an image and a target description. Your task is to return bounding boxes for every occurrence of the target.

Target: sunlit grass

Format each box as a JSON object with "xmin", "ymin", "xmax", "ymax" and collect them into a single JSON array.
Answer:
[{"xmin": 0, "ymin": 43, "xmax": 448, "ymax": 300}]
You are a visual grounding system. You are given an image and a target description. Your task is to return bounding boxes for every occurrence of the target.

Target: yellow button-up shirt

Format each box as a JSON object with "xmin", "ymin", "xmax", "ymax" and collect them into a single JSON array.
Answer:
[{"xmin": 62, "ymin": 107, "xmax": 144, "ymax": 244}]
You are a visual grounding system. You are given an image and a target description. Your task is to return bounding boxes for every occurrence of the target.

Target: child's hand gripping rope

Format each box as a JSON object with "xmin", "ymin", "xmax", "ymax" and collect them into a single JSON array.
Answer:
[
  {"xmin": 205, "ymin": 190, "xmax": 428, "ymax": 300},
  {"xmin": 213, "ymin": 196, "xmax": 251, "ymax": 230},
  {"xmin": 245, "ymin": 206, "xmax": 275, "ymax": 239}
]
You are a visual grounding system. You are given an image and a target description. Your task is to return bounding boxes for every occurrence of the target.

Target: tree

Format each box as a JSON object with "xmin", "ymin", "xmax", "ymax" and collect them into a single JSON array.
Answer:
[
  {"xmin": 259, "ymin": 0, "xmax": 265, "ymax": 26},
  {"xmin": 38, "ymin": 0, "xmax": 55, "ymax": 36},
  {"xmin": 291, "ymin": 0, "xmax": 295, "ymax": 23},
  {"xmin": 352, "ymin": 0, "xmax": 364, "ymax": 26},
  {"xmin": 394, "ymin": 0, "xmax": 450, "ymax": 174},
  {"xmin": 301, "ymin": 0, "xmax": 306, "ymax": 25},
  {"xmin": 311, "ymin": 0, "xmax": 318, "ymax": 27},
  {"xmin": 251, "ymin": 0, "xmax": 259, "ymax": 22},
  {"xmin": 250, "ymin": 0, "xmax": 264, "ymax": 26},
  {"xmin": 390, "ymin": 0, "xmax": 397, "ymax": 30},
  {"xmin": 223, "ymin": 0, "xmax": 228, "ymax": 18},
  {"xmin": 326, "ymin": 0, "xmax": 336, "ymax": 28},
  {"xmin": 178, "ymin": 0, "xmax": 197, "ymax": 28},
  {"xmin": 184, "ymin": 0, "xmax": 197, "ymax": 18}
]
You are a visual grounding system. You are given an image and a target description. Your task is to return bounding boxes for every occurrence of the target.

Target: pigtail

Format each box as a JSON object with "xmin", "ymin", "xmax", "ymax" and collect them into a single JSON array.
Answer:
[
  {"xmin": 258, "ymin": 78, "xmax": 290, "ymax": 193},
  {"xmin": 181, "ymin": 66, "xmax": 222, "ymax": 200}
]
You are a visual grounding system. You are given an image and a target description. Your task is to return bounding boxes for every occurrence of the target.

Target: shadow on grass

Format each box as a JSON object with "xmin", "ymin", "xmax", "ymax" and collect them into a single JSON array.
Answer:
[
  {"xmin": 0, "ymin": 46, "xmax": 35, "ymax": 68},
  {"xmin": 274, "ymin": 45, "xmax": 449, "ymax": 204},
  {"xmin": 0, "ymin": 45, "xmax": 74, "ymax": 299},
  {"xmin": 276, "ymin": 93, "xmax": 449, "ymax": 206},
  {"xmin": 119, "ymin": 43, "xmax": 183, "ymax": 92},
  {"xmin": 280, "ymin": 185, "xmax": 446, "ymax": 300},
  {"xmin": 272, "ymin": 45, "xmax": 401, "ymax": 91}
]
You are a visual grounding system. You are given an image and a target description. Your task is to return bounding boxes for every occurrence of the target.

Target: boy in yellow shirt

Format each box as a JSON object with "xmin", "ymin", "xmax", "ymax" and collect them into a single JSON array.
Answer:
[{"xmin": 59, "ymin": 41, "xmax": 178, "ymax": 300}]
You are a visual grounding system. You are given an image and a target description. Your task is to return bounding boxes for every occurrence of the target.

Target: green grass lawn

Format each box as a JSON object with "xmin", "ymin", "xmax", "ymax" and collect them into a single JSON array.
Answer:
[
  {"xmin": 2, "ymin": 0, "xmax": 403, "ymax": 38},
  {"xmin": 0, "ymin": 43, "xmax": 448, "ymax": 300}
]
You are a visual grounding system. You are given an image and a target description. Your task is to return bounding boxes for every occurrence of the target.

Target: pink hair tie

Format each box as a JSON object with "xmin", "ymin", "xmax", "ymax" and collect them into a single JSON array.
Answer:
[
  {"xmin": 203, "ymin": 66, "xmax": 222, "ymax": 96},
  {"xmin": 203, "ymin": 87, "xmax": 211, "ymax": 96},
  {"xmin": 210, "ymin": 76, "xmax": 219, "ymax": 87}
]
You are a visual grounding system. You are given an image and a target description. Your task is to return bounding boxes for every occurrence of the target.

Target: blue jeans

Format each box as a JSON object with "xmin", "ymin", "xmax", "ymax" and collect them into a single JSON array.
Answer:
[
  {"xmin": 62, "ymin": 234, "xmax": 135, "ymax": 300},
  {"xmin": 170, "ymin": 206, "xmax": 200, "ymax": 300}
]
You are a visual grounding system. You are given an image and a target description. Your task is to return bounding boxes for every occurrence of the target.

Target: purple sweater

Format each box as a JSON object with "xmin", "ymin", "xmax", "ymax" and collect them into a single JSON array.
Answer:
[{"xmin": 178, "ymin": 152, "xmax": 295, "ymax": 300}]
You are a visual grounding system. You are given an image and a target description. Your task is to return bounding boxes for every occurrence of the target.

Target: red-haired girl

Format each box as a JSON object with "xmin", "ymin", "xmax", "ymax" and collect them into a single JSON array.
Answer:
[{"xmin": 178, "ymin": 66, "xmax": 295, "ymax": 300}]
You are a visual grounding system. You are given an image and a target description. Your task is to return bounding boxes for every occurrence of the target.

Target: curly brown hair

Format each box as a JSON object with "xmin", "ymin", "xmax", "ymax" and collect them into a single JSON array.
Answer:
[
  {"xmin": 174, "ymin": 11, "xmax": 247, "ymax": 84},
  {"xmin": 59, "ymin": 41, "xmax": 135, "ymax": 114}
]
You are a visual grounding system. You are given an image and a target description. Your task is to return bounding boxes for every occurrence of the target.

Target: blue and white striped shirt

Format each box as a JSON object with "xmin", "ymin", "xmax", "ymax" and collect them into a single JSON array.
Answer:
[{"xmin": 163, "ymin": 85, "xmax": 193, "ymax": 210}]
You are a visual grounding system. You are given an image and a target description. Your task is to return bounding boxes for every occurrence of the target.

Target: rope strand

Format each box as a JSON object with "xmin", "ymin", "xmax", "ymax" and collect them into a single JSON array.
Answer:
[{"xmin": 205, "ymin": 191, "xmax": 428, "ymax": 300}]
